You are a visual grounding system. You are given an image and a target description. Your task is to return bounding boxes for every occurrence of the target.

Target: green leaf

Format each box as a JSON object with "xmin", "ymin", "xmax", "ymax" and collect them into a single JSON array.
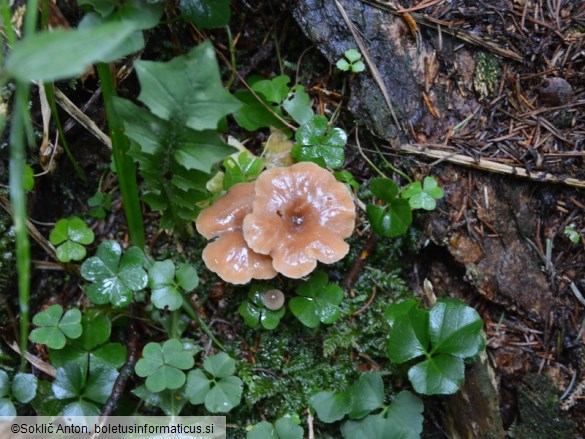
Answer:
[
  {"xmin": 52, "ymin": 364, "xmax": 86, "ymax": 399},
  {"xmin": 0, "ymin": 371, "xmax": 9, "ymax": 397},
  {"xmin": 30, "ymin": 305, "xmax": 82, "ymax": 349},
  {"xmin": 133, "ymin": 385, "xmax": 188, "ymax": 416},
  {"xmin": 62, "ymin": 400, "xmax": 101, "ymax": 417},
  {"xmin": 290, "ymin": 271, "xmax": 344, "ymax": 327},
  {"xmin": 408, "ymin": 354, "xmax": 465, "ymax": 395},
  {"xmin": 351, "ymin": 61, "xmax": 366, "ymax": 73},
  {"xmin": 135, "ymin": 339, "xmax": 194, "ymax": 392},
  {"xmin": 149, "ymin": 260, "xmax": 183, "ymax": 311},
  {"xmin": 23, "ymin": 164, "xmax": 34, "ymax": 191},
  {"xmin": 81, "ymin": 240, "xmax": 147, "ymax": 307},
  {"xmin": 88, "ymin": 191, "xmax": 112, "ymax": 219},
  {"xmin": 334, "ymin": 170, "xmax": 359, "ymax": 191},
  {"xmin": 401, "ymin": 176, "xmax": 444, "ymax": 211},
  {"xmin": 223, "ymin": 153, "xmax": 264, "ymax": 190},
  {"xmin": 253, "ymin": 75, "xmax": 291, "ymax": 104},
  {"xmin": 239, "ymin": 285, "xmax": 285, "ymax": 330},
  {"xmin": 5, "ymin": 21, "xmax": 137, "ymax": 82},
  {"xmin": 134, "ymin": 41, "xmax": 241, "ymax": 131},
  {"xmin": 386, "ymin": 303, "xmax": 429, "ymax": 364},
  {"xmin": 366, "ymin": 200, "xmax": 412, "ymax": 238},
  {"xmin": 428, "ymin": 299, "xmax": 483, "ymax": 358},
  {"xmin": 292, "ymin": 115, "xmax": 346, "ymax": 169},
  {"xmin": 49, "ymin": 217, "xmax": 95, "ymax": 262},
  {"xmin": 341, "ymin": 414, "xmax": 386, "ymax": 438},
  {"xmin": 203, "ymin": 352, "xmax": 236, "ymax": 378},
  {"xmin": 232, "ymin": 90, "xmax": 285, "ymax": 131},
  {"xmin": 176, "ymin": 263, "xmax": 199, "ymax": 291},
  {"xmin": 0, "ymin": 398, "xmax": 16, "ymax": 417},
  {"xmin": 370, "ymin": 178, "xmax": 399, "ymax": 202},
  {"xmin": 83, "ymin": 364, "xmax": 118, "ymax": 403},
  {"xmin": 185, "ymin": 369, "xmax": 211, "ymax": 404},
  {"xmin": 336, "ymin": 59, "xmax": 350, "ymax": 71},
  {"xmin": 113, "ymin": 97, "xmax": 233, "ymax": 229},
  {"xmin": 274, "ymin": 417, "xmax": 304, "ymax": 439},
  {"xmin": 282, "ymin": 85, "xmax": 314, "ymax": 125},
  {"xmin": 247, "ymin": 421, "xmax": 276, "ymax": 439},
  {"xmin": 77, "ymin": 0, "xmax": 116, "ymax": 17},
  {"xmin": 344, "ymin": 49, "xmax": 362, "ymax": 63},
  {"xmin": 310, "ymin": 391, "xmax": 351, "ymax": 423},
  {"xmin": 204, "ymin": 375, "xmax": 242, "ymax": 412},
  {"xmin": 564, "ymin": 224, "xmax": 581, "ymax": 243},
  {"xmin": 385, "ymin": 391, "xmax": 424, "ymax": 437},
  {"xmin": 179, "ymin": 0, "xmax": 231, "ymax": 28},
  {"xmin": 347, "ymin": 373, "xmax": 384, "ymax": 419}
]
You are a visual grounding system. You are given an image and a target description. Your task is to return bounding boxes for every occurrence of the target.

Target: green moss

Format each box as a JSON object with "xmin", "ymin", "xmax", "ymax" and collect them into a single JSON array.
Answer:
[{"xmin": 473, "ymin": 52, "xmax": 502, "ymax": 100}]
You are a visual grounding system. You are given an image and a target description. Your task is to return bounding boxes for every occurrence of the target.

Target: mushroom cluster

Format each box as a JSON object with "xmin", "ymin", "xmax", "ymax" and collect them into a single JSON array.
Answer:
[{"xmin": 196, "ymin": 162, "xmax": 356, "ymax": 284}]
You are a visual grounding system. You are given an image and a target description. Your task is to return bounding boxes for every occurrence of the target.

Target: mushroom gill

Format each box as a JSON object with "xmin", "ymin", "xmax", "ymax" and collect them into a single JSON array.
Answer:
[
  {"xmin": 242, "ymin": 162, "xmax": 356, "ymax": 279},
  {"xmin": 196, "ymin": 182, "xmax": 277, "ymax": 284}
]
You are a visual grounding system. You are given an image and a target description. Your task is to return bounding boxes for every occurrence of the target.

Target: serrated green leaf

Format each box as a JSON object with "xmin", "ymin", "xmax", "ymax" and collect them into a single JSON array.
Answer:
[
  {"xmin": 386, "ymin": 304, "xmax": 429, "ymax": 363},
  {"xmin": 203, "ymin": 352, "xmax": 235, "ymax": 378},
  {"xmin": 429, "ymin": 299, "xmax": 483, "ymax": 358},
  {"xmin": 310, "ymin": 390, "xmax": 350, "ymax": 423},
  {"xmin": 135, "ymin": 42, "xmax": 241, "ymax": 131},
  {"xmin": 408, "ymin": 354, "xmax": 465, "ymax": 395},
  {"xmin": 204, "ymin": 375, "xmax": 242, "ymax": 412},
  {"xmin": 179, "ymin": 0, "xmax": 231, "ymax": 28},
  {"xmin": 347, "ymin": 373, "xmax": 384, "ymax": 419},
  {"xmin": 5, "ymin": 21, "xmax": 137, "ymax": 82}
]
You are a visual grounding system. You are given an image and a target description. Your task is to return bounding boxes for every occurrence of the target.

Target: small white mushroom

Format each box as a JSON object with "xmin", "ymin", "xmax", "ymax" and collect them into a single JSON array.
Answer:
[{"xmin": 262, "ymin": 289, "xmax": 285, "ymax": 310}]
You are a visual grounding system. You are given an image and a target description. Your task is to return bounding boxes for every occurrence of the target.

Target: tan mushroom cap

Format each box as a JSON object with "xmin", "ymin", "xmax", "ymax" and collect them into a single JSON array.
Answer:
[
  {"xmin": 242, "ymin": 162, "xmax": 356, "ymax": 279},
  {"xmin": 196, "ymin": 182, "xmax": 277, "ymax": 284}
]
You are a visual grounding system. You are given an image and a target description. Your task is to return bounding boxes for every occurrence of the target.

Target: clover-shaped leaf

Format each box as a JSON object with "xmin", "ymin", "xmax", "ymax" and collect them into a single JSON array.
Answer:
[
  {"xmin": 52, "ymin": 363, "xmax": 117, "ymax": 416},
  {"xmin": 81, "ymin": 240, "xmax": 147, "ymax": 307},
  {"xmin": 223, "ymin": 152, "xmax": 264, "ymax": 190},
  {"xmin": 185, "ymin": 352, "xmax": 243, "ymax": 413},
  {"xmin": 292, "ymin": 115, "xmax": 347, "ymax": 169},
  {"xmin": 289, "ymin": 271, "xmax": 344, "ymax": 328},
  {"xmin": 238, "ymin": 285, "xmax": 286, "ymax": 330},
  {"xmin": 132, "ymin": 385, "xmax": 188, "ymax": 416},
  {"xmin": 149, "ymin": 260, "xmax": 198, "ymax": 311},
  {"xmin": 135, "ymin": 339, "xmax": 194, "ymax": 393},
  {"xmin": 336, "ymin": 49, "xmax": 365, "ymax": 73},
  {"xmin": 401, "ymin": 176, "xmax": 444, "ymax": 210},
  {"xmin": 88, "ymin": 191, "xmax": 112, "ymax": 219},
  {"xmin": 48, "ymin": 314, "xmax": 127, "ymax": 371},
  {"xmin": 0, "ymin": 371, "xmax": 38, "ymax": 417},
  {"xmin": 49, "ymin": 217, "xmax": 95, "ymax": 262},
  {"xmin": 386, "ymin": 298, "xmax": 483, "ymax": 395},
  {"xmin": 29, "ymin": 305, "xmax": 82, "ymax": 349},
  {"xmin": 367, "ymin": 178, "xmax": 412, "ymax": 237}
]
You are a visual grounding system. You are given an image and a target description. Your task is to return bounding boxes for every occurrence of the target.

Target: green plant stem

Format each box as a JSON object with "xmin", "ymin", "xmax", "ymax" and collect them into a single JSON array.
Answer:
[
  {"xmin": 10, "ymin": 82, "xmax": 32, "ymax": 371},
  {"xmin": 96, "ymin": 63, "xmax": 145, "ymax": 249},
  {"xmin": 372, "ymin": 141, "xmax": 412, "ymax": 182},
  {"xmin": 170, "ymin": 309, "xmax": 179, "ymax": 339},
  {"xmin": 224, "ymin": 25, "xmax": 236, "ymax": 89},
  {"xmin": 181, "ymin": 298, "xmax": 225, "ymax": 351},
  {"xmin": 43, "ymin": 83, "xmax": 87, "ymax": 180},
  {"xmin": 355, "ymin": 127, "xmax": 386, "ymax": 178}
]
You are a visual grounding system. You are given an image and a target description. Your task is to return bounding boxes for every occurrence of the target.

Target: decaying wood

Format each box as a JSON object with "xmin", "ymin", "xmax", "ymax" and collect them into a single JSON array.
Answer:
[{"xmin": 398, "ymin": 143, "xmax": 585, "ymax": 189}]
